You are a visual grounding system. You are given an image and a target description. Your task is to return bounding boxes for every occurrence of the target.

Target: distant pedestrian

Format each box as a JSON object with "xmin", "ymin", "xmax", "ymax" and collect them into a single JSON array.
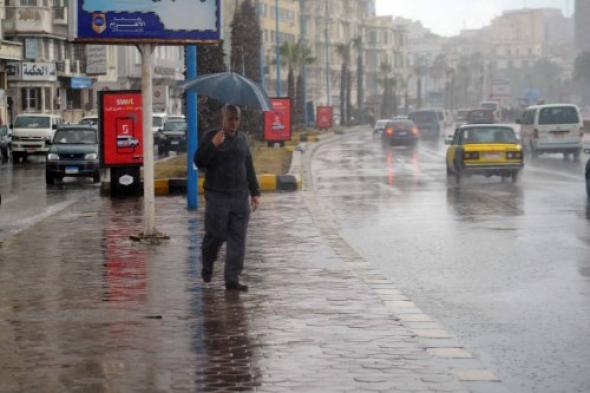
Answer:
[{"xmin": 194, "ymin": 104, "xmax": 261, "ymax": 291}]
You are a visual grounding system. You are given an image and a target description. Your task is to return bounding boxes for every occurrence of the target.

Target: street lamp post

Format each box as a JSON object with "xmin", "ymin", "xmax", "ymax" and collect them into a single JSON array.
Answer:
[
  {"xmin": 275, "ymin": 0, "xmax": 281, "ymax": 97},
  {"xmin": 257, "ymin": 0, "xmax": 265, "ymax": 90},
  {"xmin": 325, "ymin": 1, "xmax": 330, "ymax": 105}
]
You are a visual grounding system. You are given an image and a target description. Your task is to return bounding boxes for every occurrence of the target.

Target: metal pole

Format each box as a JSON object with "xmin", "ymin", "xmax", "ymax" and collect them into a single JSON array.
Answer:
[
  {"xmin": 257, "ymin": 0, "xmax": 266, "ymax": 90},
  {"xmin": 186, "ymin": 45, "xmax": 199, "ymax": 210},
  {"xmin": 300, "ymin": 0, "xmax": 308, "ymax": 125},
  {"xmin": 275, "ymin": 0, "xmax": 281, "ymax": 96},
  {"xmin": 325, "ymin": 0, "xmax": 330, "ymax": 105},
  {"xmin": 140, "ymin": 43, "xmax": 156, "ymax": 236}
]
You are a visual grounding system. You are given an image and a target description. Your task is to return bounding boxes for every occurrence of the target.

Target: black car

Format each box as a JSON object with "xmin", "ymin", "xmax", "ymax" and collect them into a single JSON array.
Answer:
[
  {"xmin": 381, "ymin": 119, "xmax": 420, "ymax": 146},
  {"xmin": 46, "ymin": 126, "xmax": 100, "ymax": 185},
  {"xmin": 408, "ymin": 110, "xmax": 440, "ymax": 138},
  {"xmin": 585, "ymin": 147, "xmax": 590, "ymax": 198},
  {"xmin": 161, "ymin": 119, "xmax": 187, "ymax": 153}
]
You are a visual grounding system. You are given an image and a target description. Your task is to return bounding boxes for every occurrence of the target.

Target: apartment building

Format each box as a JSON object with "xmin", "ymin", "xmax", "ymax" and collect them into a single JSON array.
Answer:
[{"xmin": 0, "ymin": 0, "xmax": 22, "ymax": 124}]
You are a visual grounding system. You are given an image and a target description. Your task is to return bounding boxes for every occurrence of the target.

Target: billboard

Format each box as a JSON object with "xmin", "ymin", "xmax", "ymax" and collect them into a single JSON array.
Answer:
[
  {"xmin": 264, "ymin": 98, "xmax": 292, "ymax": 143},
  {"xmin": 99, "ymin": 91, "xmax": 144, "ymax": 167},
  {"xmin": 70, "ymin": 0, "xmax": 222, "ymax": 44},
  {"xmin": 491, "ymin": 78, "xmax": 512, "ymax": 99},
  {"xmin": 316, "ymin": 106, "xmax": 333, "ymax": 130}
]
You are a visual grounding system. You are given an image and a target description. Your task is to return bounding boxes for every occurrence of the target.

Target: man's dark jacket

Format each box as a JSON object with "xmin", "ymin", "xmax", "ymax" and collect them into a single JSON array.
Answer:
[{"xmin": 194, "ymin": 130, "xmax": 261, "ymax": 197}]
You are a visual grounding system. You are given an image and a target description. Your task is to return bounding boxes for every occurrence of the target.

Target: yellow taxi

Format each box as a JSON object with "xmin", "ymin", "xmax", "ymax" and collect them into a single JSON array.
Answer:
[{"xmin": 446, "ymin": 125, "xmax": 523, "ymax": 184}]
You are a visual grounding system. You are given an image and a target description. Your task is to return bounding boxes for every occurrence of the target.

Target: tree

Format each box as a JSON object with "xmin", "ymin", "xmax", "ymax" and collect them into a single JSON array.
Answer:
[
  {"xmin": 230, "ymin": 0, "xmax": 262, "ymax": 136},
  {"xmin": 279, "ymin": 42, "xmax": 298, "ymax": 103},
  {"xmin": 574, "ymin": 52, "xmax": 590, "ymax": 104},
  {"xmin": 378, "ymin": 62, "xmax": 395, "ymax": 118},
  {"xmin": 195, "ymin": 44, "xmax": 226, "ymax": 135},
  {"xmin": 352, "ymin": 36, "xmax": 364, "ymax": 122},
  {"xmin": 294, "ymin": 43, "xmax": 315, "ymax": 126},
  {"xmin": 336, "ymin": 42, "xmax": 352, "ymax": 125}
]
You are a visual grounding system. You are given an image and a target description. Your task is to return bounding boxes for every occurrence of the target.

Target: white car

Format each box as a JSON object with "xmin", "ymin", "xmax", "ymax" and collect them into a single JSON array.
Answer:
[
  {"xmin": 11, "ymin": 113, "xmax": 65, "ymax": 163},
  {"xmin": 519, "ymin": 104, "xmax": 584, "ymax": 160}
]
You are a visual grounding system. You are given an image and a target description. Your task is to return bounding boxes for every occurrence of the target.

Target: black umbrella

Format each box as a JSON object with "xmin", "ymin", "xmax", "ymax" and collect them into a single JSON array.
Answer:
[{"xmin": 179, "ymin": 72, "xmax": 272, "ymax": 111}]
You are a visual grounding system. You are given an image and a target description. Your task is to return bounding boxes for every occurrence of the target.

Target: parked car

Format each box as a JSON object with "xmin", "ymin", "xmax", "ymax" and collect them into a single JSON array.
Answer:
[
  {"xmin": 585, "ymin": 146, "xmax": 590, "ymax": 198},
  {"xmin": 11, "ymin": 113, "xmax": 65, "ymax": 163},
  {"xmin": 408, "ymin": 110, "xmax": 440, "ymax": 138},
  {"xmin": 161, "ymin": 119, "xmax": 188, "ymax": 153},
  {"xmin": 466, "ymin": 109, "xmax": 496, "ymax": 125},
  {"xmin": 373, "ymin": 119, "xmax": 390, "ymax": 134},
  {"xmin": 446, "ymin": 124, "xmax": 523, "ymax": 184},
  {"xmin": 519, "ymin": 104, "xmax": 584, "ymax": 160},
  {"xmin": 46, "ymin": 126, "xmax": 100, "ymax": 185},
  {"xmin": 0, "ymin": 125, "xmax": 11, "ymax": 159},
  {"xmin": 78, "ymin": 116, "xmax": 98, "ymax": 127},
  {"xmin": 167, "ymin": 114, "xmax": 186, "ymax": 122},
  {"xmin": 152, "ymin": 113, "xmax": 168, "ymax": 133},
  {"xmin": 381, "ymin": 119, "xmax": 419, "ymax": 146}
]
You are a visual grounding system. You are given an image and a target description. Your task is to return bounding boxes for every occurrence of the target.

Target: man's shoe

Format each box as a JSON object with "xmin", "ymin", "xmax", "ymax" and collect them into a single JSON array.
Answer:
[
  {"xmin": 201, "ymin": 269, "xmax": 212, "ymax": 283},
  {"xmin": 225, "ymin": 282, "xmax": 248, "ymax": 292}
]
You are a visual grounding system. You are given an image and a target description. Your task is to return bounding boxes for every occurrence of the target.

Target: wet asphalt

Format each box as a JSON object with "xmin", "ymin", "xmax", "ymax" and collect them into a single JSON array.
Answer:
[
  {"xmin": 0, "ymin": 155, "xmax": 97, "ymax": 242},
  {"xmin": 308, "ymin": 127, "xmax": 590, "ymax": 393}
]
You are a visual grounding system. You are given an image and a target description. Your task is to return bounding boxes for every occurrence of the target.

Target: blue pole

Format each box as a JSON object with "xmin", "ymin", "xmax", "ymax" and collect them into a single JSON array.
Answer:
[
  {"xmin": 275, "ymin": 0, "xmax": 281, "ymax": 97},
  {"xmin": 257, "ymin": 0, "xmax": 265, "ymax": 90},
  {"xmin": 186, "ymin": 45, "xmax": 199, "ymax": 210}
]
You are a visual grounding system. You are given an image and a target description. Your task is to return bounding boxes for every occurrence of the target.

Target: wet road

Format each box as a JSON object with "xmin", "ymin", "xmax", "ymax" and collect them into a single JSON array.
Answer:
[
  {"xmin": 308, "ymin": 127, "xmax": 590, "ymax": 393},
  {"xmin": 0, "ymin": 156, "xmax": 97, "ymax": 242}
]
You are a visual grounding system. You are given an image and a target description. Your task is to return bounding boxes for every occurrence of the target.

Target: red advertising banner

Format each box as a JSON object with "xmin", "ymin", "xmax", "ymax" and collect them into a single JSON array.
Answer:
[
  {"xmin": 99, "ymin": 91, "xmax": 144, "ymax": 166},
  {"xmin": 264, "ymin": 97, "xmax": 292, "ymax": 142},
  {"xmin": 316, "ymin": 106, "xmax": 333, "ymax": 130}
]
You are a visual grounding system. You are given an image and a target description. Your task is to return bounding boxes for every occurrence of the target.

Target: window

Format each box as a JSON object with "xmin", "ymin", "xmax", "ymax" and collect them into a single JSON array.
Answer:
[
  {"xmin": 21, "ymin": 88, "xmax": 41, "ymax": 111},
  {"xmin": 20, "ymin": 0, "xmax": 37, "ymax": 5},
  {"xmin": 538, "ymin": 107, "xmax": 580, "ymax": 125},
  {"xmin": 461, "ymin": 127, "xmax": 517, "ymax": 144}
]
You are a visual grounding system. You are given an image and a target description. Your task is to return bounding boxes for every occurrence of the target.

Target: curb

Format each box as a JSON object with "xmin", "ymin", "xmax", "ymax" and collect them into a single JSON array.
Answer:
[{"xmin": 152, "ymin": 174, "xmax": 302, "ymax": 196}]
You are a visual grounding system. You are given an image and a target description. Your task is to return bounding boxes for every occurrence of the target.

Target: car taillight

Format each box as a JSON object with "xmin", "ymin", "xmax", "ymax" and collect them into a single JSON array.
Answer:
[
  {"xmin": 580, "ymin": 127, "xmax": 585, "ymax": 137},
  {"xmin": 412, "ymin": 127, "xmax": 419, "ymax": 136},
  {"xmin": 386, "ymin": 128, "xmax": 393, "ymax": 136},
  {"xmin": 506, "ymin": 151, "xmax": 522, "ymax": 159},
  {"xmin": 463, "ymin": 152, "xmax": 479, "ymax": 160},
  {"xmin": 533, "ymin": 129, "xmax": 539, "ymax": 139}
]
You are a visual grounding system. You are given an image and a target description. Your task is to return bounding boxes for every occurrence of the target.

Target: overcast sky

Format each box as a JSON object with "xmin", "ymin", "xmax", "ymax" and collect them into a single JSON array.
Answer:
[{"xmin": 376, "ymin": 0, "xmax": 573, "ymax": 37}]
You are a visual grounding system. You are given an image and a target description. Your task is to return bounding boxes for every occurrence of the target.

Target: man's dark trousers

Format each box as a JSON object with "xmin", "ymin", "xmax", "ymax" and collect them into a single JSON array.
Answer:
[{"xmin": 202, "ymin": 190, "xmax": 250, "ymax": 284}]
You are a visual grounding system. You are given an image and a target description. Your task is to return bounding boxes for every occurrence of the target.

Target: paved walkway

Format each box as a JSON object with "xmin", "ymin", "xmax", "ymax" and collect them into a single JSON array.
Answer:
[{"xmin": 0, "ymin": 192, "xmax": 507, "ymax": 392}]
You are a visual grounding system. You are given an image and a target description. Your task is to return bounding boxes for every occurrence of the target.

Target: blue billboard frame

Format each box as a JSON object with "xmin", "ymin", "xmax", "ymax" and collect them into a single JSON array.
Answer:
[{"xmin": 70, "ymin": 0, "xmax": 222, "ymax": 44}]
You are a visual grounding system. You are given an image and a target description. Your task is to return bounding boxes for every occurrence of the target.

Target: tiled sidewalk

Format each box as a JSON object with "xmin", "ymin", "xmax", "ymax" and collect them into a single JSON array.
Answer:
[{"xmin": 0, "ymin": 193, "xmax": 505, "ymax": 392}]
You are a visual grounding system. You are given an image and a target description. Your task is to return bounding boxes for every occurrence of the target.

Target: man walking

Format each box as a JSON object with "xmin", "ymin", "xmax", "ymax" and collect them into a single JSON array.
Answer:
[{"xmin": 194, "ymin": 104, "xmax": 261, "ymax": 291}]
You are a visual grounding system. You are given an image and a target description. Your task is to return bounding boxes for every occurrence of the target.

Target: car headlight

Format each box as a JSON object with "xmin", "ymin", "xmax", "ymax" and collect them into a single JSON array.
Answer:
[
  {"xmin": 47, "ymin": 153, "xmax": 59, "ymax": 161},
  {"xmin": 85, "ymin": 153, "xmax": 98, "ymax": 161}
]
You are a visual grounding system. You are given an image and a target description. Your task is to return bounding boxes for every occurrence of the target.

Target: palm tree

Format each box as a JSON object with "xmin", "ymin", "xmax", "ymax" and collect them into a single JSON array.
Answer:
[
  {"xmin": 378, "ymin": 61, "xmax": 396, "ymax": 118},
  {"xmin": 279, "ymin": 42, "xmax": 298, "ymax": 101},
  {"xmin": 294, "ymin": 43, "xmax": 315, "ymax": 126},
  {"xmin": 352, "ymin": 36, "xmax": 364, "ymax": 122},
  {"xmin": 336, "ymin": 42, "xmax": 352, "ymax": 125},
  {"xmin": 278, "ymin": 41, "xmax": 315, "ymax": 126}
]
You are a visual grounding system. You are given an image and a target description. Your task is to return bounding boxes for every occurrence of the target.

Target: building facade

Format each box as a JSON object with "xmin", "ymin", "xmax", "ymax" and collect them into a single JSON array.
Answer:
[
  {"xmin": 0, "ymin": 0, "xmax": 22, "ymax": 124},
  {"xmin": 575, "ymin": 0, "xmax": 590, "ymax": 53}
]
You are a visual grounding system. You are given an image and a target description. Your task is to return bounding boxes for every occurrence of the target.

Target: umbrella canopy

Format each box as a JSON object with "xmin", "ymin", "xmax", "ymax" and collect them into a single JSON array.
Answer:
[{"xmin": 179, "ymin": 72, "xmax": 272, "ymax": 112}]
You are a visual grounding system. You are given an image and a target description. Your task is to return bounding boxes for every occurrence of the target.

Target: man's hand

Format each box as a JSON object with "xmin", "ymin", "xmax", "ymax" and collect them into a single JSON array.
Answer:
[
  {"xmin": 251, "ymin": 196, "xmax": 261, "ymax": 212},
  {"xmin": 212, "ymin": 130, "xmax": 226, "ymax": 147}
]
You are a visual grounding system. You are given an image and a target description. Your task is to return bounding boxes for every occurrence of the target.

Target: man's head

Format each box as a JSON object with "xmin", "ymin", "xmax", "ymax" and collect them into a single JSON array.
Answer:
[{"xmin": 222, "ymin": 104, "xmax": 241, "ymax": 136}]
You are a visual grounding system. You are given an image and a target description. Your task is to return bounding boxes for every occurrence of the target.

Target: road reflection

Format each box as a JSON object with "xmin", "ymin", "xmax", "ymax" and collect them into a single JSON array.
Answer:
[{"xmin": 446, "ymin": 183, "xmax": 524, "ymax": 220}]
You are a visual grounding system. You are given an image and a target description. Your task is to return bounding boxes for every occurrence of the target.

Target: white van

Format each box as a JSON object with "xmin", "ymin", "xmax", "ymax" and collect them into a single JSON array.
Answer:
[
  {"xmin": 11, "ymin": 113, "xmax": 64, "ymax": 162},
  {"xmin": 520, "ymin": 104, "xmax": 584, "ymax": 160}
]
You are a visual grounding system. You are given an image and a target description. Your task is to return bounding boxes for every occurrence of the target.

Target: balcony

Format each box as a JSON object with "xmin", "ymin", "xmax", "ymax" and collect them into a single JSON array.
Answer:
[
  {"xmin": 53, "ymin": 7, "xmax": 67, "ymax": 25},
  {"xmin": 56, "ymin": 59, "xmax": 86, "ymax": 76},
  {"xmin": 4, "ymin": 6, "xmax": 53, "ymax": 35}
]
